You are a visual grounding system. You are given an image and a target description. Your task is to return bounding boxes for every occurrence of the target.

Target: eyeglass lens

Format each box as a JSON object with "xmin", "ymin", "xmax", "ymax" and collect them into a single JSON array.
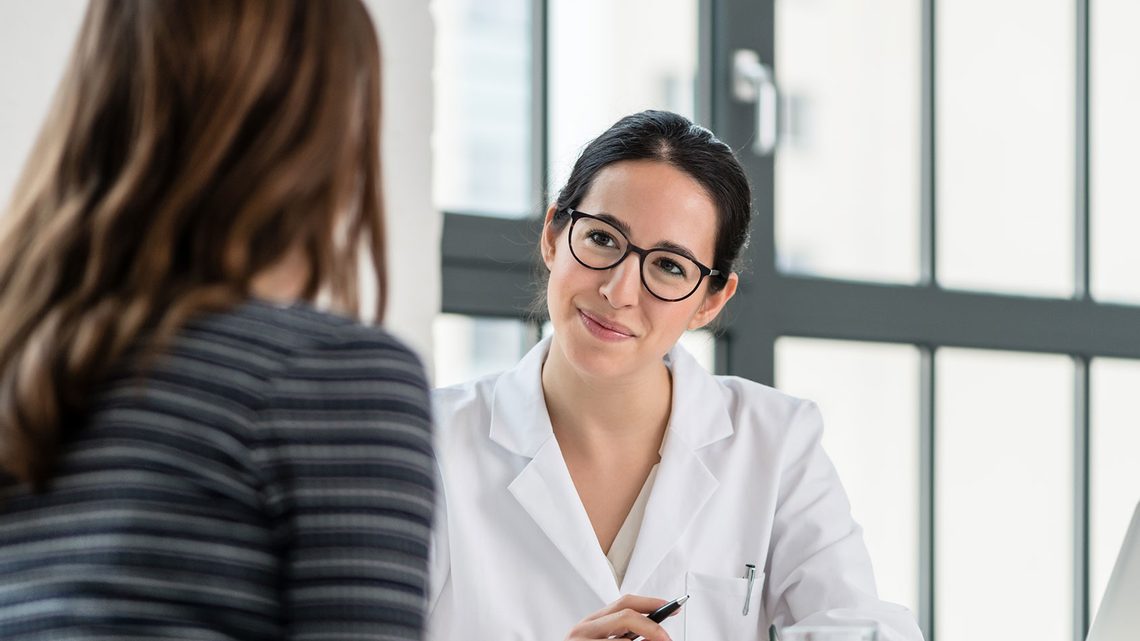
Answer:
[{"xmin": 569, "ymin": 216, "xmax": 703, "ymax": 300}]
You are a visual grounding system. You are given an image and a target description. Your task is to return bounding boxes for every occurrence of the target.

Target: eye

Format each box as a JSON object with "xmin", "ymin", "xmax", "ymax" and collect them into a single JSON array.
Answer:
[
  {"xmin": 586, "ymin": 229, "xmax": 619, "ymax": 248},
  {"xmin": 653, "ymin": 255, "xmax": 688, "ymax": 278}
]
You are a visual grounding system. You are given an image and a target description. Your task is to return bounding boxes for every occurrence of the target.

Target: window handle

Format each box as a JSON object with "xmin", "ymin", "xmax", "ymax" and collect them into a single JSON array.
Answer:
[{"xmin": 732, "ymin": 49, "xmax": 779, "ymax": 156}]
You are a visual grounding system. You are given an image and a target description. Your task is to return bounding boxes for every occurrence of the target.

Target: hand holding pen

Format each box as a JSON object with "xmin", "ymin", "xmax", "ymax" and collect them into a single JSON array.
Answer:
[
  {"xmin": 620, "ymin": 596, "xmax": 687, "ymax": 639},
  {"xmin": 562, "ymin": 593, "xmax": 687, "ymax": 641}
]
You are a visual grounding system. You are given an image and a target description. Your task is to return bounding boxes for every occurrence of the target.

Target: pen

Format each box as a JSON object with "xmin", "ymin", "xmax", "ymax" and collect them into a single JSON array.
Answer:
[
  {"xmin": 743, "ymin": 563, "xmax": 757, "ymax": 614},
  {"xmin": 621, "ymin": 594, "xmax": 689, "ymax": 640}
]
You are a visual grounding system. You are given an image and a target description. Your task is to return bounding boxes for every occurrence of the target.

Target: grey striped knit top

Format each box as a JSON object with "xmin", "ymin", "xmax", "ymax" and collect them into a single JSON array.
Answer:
[{"xmin": 0, "ymin": 300, "xmax": 435, "ymax": 641}]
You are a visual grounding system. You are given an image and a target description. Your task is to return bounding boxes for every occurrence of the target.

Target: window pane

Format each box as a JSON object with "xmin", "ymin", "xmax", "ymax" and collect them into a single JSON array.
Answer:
[
  {"xmin": 1090, "ymin": 2, "xmax": 1140, "ymax": 304},
  {"xmin": 936, "ymin": 0, "xmax": 1074, "ymax": 297},
  {"xmin": 1090, "ymin": 359, "xmax": 1140, "ymax": 616},
  {"xmin": 432, "ymin": 314, "xmax": 535, "ymax": 387},
  {"xmin": 774, "ymin": 0, "xmax": 920, "ymax": 284},
  {"xmin": 936, "ymin": 349, "xmax": 1073, "ymax": 641},
  {"xmin": 547, "ymin": 0, "xmax": 697, "ymax": 195},
  {"xmin": 433, "ymin": 0, "xmax": 532, "ymax": 217},
  {"xmin": 775, "ymin": 338, "xmax": 920, "ymax": 615}
]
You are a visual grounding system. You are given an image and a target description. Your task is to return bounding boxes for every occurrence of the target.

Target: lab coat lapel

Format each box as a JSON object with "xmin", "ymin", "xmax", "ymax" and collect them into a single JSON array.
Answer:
[
  {"xmin": 491, "ymin": 338, "xmax": 622, "ymax": 605},
  {"xmin": 619, "ymin": 344, "xmax": 734, "ymax": 594},
  {"xmin": 508, "ymin": 439, "xmax": 623, "ymax": 605}
]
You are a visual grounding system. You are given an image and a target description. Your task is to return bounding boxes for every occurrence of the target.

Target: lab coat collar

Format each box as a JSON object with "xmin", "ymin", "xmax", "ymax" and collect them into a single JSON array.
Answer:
[
  {"xmin": 661, "ymin": 338, "xmax": 735, "ymax": 449},
  {"xmin": 492, "ymin": 336, "xmax": 736, "ymax": 602},
  {"xmin": 488, "ymin": 335, "xmax": 555, "ymax": 457}
]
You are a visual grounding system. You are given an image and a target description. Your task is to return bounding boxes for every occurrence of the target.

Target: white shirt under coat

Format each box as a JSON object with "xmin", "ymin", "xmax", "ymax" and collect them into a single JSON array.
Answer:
[{"xmin": 427, "ymin": 336, "xmax": 924, "ymax": 641}]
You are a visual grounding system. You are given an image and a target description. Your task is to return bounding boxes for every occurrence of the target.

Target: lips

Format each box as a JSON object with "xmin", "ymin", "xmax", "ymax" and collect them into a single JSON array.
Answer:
[{"xmin": 578, "ymin": 309, "xmax": 635, "ymax": 338}]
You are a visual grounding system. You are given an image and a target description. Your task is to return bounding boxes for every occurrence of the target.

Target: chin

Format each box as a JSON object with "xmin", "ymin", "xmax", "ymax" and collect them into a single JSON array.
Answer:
[{"xmin": 553, "ymin": 318, "xmax": 641, "ymax": 379}]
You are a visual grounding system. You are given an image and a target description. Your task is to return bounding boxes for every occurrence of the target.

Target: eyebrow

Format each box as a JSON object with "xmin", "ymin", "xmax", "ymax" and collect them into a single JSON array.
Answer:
[{"xmin": 594, "ymin": 211, "xmax": 701, "ymax": 262}]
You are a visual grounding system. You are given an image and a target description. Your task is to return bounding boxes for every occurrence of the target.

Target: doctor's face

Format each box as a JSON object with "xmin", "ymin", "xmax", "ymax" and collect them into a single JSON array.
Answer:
[{"xmin": 541, "ymin": 159, "xmax": 737, "ymax": 380}]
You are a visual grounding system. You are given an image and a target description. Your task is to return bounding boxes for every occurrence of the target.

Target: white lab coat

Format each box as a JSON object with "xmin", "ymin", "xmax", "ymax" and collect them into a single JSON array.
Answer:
[{"xmin": 428, "ymin": 337, "xmax": 923, "ymax": 641}]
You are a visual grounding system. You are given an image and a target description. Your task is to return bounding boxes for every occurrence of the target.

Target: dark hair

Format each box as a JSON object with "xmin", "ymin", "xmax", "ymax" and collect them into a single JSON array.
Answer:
[
  {"xmin": 550, "ymin": 110, "xmax": 752, "ymax": 292},
  {"xmin": 0, "ymin": 0, "xmax": 385, "ymax": 488}
]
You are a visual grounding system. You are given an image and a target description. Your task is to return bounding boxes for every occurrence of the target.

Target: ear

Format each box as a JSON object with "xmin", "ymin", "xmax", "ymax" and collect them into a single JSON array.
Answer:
[
  {"xmin": 687, "ymin": 272, "xmax": 739, "ymax": 330},
  {"xmin": 540, "ymin": 203, "xmax": 560, "ymax": 270}
]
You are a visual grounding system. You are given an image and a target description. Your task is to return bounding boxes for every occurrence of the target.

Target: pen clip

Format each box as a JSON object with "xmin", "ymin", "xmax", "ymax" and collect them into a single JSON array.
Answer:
[{"xmin": 742, "ymin": 563, "xmax": 756, "ymax": 615}]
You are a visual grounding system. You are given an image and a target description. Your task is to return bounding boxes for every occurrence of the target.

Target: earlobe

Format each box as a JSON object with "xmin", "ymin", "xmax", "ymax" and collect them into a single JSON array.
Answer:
[{"xmin": 687, "ymin": 273, "xmax": 739, "ymax": 330}]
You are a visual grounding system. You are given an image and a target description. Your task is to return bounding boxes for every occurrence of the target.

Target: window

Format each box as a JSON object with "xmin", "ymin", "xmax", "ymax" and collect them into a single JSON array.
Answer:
[
  {"xmin": 774, "ymin": 0, "xmax": 920, "ymax": 283},
  {"xmin": 776, "ymin": 338, "xmax": 921, "ymax": 613},
  {"xmin": 1090, "ymin": 1, "xmax": 1140, "ymax": 304},
  {"xmin": 547, "ymin": 0, "xmax": 698, "ymax": 194},
  {"xmin": 936, "ymin": 0, "xmax": 1074, "ymax": 297},
  {"xmin": 1089, "ymin": 359, "xmax": 1140, "ymax": 615},
  {"xmin": 936, "ymin": 350, "xmax": 1074, "ymax": 641},
  {"xmin": 433, "ymin": 0, "xmax": 533, "ymax": 217}
]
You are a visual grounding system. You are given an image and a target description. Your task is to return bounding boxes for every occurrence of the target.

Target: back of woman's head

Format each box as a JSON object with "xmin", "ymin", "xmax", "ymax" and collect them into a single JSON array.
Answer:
[
  {"xmin": 552, "ymin": 110, "xmax": 752, "ymax": 291},
  {"xmin": 0, "ymin": 0, "xmax": 385, "ymax": 487}
]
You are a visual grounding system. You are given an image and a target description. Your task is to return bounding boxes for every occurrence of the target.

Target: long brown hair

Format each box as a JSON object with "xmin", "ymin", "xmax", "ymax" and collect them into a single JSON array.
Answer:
[{"xmin": 0, "ymin": 0, "xmax": 387, "ymax": 488}]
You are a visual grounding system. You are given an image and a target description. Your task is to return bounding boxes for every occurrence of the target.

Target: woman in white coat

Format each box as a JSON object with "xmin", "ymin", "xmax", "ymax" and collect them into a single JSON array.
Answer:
[{"xmin": 429, "ymin": 111, "xmax": 923, "ymax": 641}]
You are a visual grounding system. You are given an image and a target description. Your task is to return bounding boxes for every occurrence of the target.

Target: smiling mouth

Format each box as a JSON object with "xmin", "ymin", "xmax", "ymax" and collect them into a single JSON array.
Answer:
[{"xmin": 578, "ymin": 309, "xmax": 635, "ymax": 338}]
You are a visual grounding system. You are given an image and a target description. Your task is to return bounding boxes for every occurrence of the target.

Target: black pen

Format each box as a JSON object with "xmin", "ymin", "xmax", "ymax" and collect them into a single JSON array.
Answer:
[{"xmin": 621, "ymin": 595, "xmax": 689, "ymax": 640}]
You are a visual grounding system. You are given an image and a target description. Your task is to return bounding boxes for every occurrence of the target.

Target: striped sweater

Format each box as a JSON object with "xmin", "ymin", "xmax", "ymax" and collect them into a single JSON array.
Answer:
[{"xmin": 0, "ymin": 300, "xmax": 435, "ymax": 641}]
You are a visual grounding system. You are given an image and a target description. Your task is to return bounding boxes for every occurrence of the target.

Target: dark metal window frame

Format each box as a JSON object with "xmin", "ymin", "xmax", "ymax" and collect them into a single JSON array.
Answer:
[{"xmin": 439, "ymin": 1, "xmax": 1137, "ymax": 639}]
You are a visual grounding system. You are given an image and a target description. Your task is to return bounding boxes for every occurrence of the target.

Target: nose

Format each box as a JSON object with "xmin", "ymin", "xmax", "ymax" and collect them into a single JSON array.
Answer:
[{"xmin": 598, "ymin": 252, "xmax": 642, "ymax": 308}]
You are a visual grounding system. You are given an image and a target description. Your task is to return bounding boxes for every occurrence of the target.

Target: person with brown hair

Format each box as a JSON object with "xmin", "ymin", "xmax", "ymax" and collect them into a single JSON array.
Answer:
[{"xmin": 0, "ymin": 2, "xmax": 433, "ymax": 640}]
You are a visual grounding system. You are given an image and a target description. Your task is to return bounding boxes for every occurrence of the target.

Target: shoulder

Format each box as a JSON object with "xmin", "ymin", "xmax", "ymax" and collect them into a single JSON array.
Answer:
[
  {"xmin": 431, "ymin": 371, "xmax": 499, "ymax": 430},
  {"xmin": 233, "ymin": 303, "xmax": 434, "ymax": 476},
  {"xmin": 710, "ymin": 373, "xmax": 822, "ymax": 440},
  {"xmin": 681, "ymin": 372, "xmax": 828, "ymax": 478},
  {"xmin": 714, "ymin": 374, "xmax": 814, "ymax": 417},
  {"xmin": 178, "ymin": 301, "xmax": 431, "ymax": 423},
  {"xmin": 195, "ymin": 300, "xmax": 426, "ymax": 380},
  {"xmin": 667, "ymin": 344, "xmax": 819, "ymax": 446}
]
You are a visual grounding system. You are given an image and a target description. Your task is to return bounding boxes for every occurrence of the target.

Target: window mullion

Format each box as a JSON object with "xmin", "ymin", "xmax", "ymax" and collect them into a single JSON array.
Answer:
[
  {"xmin": 530, "ymin": 0, "xmax": 549, "ymax": 215},
  {"xmin": 921, "ymin": 0, "xmax": 937, "ymax": 288},
  {"xmin": 1075, "ymin": 0, "xmax": 1091, "ymax": 300},
  {"xmin": 919, "ymin": 346, "xmax": 936, "ymax": 641}
]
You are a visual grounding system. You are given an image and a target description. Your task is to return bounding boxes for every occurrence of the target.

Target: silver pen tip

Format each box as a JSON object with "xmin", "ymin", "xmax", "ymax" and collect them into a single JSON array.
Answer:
[{"xmin": 676, "ymin": 595, "xmax": 690, "ymax": 606}]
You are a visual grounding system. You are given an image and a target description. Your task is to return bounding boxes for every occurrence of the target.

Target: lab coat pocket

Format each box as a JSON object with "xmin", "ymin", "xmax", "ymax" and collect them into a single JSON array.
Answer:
[{"xmin": 684, "ymin": 570, "xmax": 765, "ymax": 640}]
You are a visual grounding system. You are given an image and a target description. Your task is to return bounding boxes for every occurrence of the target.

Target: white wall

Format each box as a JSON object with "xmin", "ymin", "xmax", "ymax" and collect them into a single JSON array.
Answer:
[
  {"xmin": 0, "ymin": 0, "xmax": 87, "ymax": 205},
  {"xmin": 0, "ymin": 0, "xmax": 439, "ymax": 369},
  {"xmin": 366, "ymin": 0, "xmax": 439, "ymax": 368}
]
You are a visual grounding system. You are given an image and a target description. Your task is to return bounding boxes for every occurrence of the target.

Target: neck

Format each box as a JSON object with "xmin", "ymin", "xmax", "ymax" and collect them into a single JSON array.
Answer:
[
  {"xmin": 541, "ymin": 337, "xmax": 673, "ymax": 463},
  {"xmin": 250, "ymin": 245, "xmax": 310, "ymax": 304}
]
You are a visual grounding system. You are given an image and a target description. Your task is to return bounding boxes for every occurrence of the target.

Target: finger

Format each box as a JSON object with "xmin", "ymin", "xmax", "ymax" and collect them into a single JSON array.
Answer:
[
  {"xmin": 580, "ymin": 608, "xmax": 672, "ymax": 641},
  {"xmin": 583, "ymin": 594, "xmax": 670, "ymax": 622}
]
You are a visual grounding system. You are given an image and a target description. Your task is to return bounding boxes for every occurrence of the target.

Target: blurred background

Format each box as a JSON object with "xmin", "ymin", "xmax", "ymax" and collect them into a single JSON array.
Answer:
[{"xmin": 1, "ymin": 2, "xmax": 1137, "ymax": 641}]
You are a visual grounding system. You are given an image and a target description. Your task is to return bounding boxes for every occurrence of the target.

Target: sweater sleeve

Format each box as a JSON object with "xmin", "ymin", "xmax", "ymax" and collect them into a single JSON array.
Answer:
[{"xmin": 253, "ymin": 330, "xmax": 435, "ymax": 641}]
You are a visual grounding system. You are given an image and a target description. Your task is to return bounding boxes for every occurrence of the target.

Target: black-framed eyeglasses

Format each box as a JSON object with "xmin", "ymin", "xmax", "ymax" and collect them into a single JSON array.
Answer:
[{"xmin": 563, "ymin": 208, "xmax": 723, "ymax": 302}]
